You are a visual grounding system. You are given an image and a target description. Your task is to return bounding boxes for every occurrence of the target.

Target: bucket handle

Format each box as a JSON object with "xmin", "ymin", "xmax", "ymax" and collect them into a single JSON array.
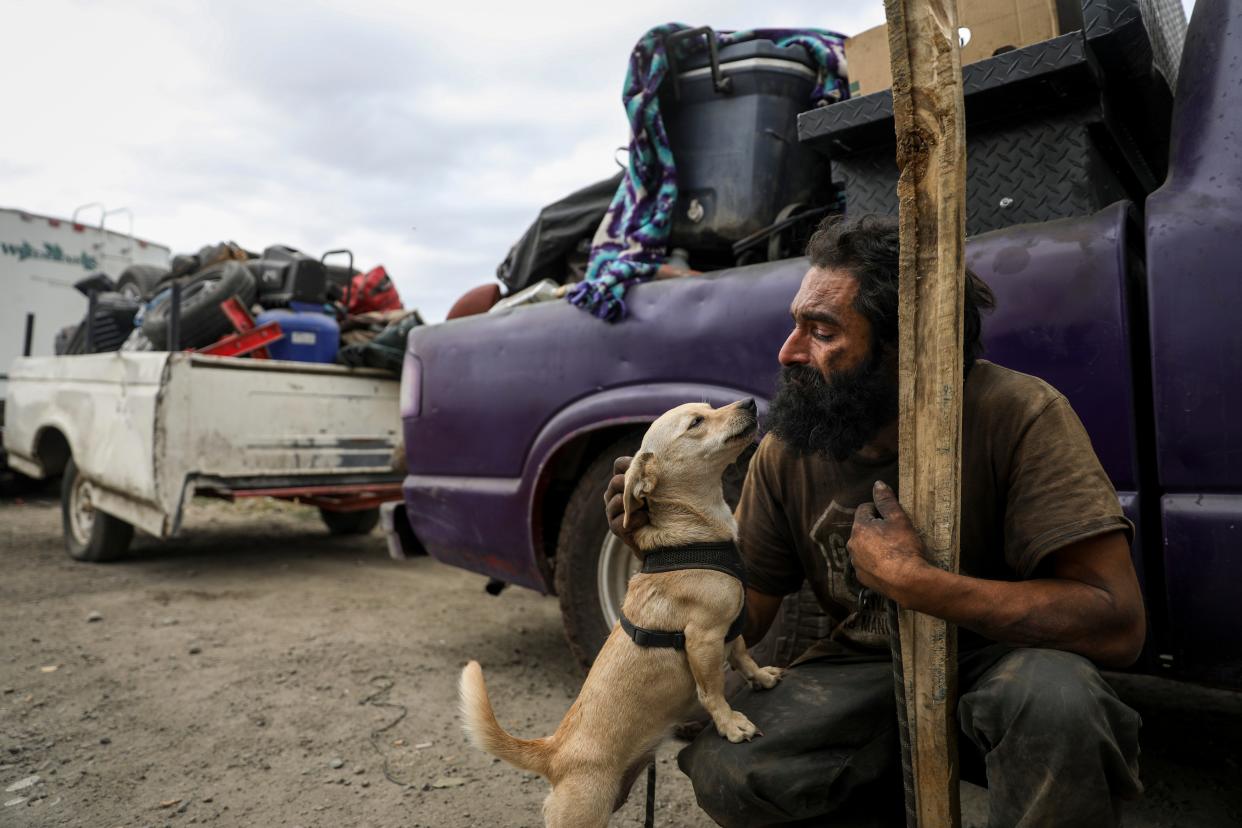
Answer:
[{"xmin": 663, "ymin": 27, "xmax": 732, "ymax": 100}]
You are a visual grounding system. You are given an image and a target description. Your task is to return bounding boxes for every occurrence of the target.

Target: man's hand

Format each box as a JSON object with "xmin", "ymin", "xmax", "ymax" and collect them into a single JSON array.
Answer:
[
  {"xmin": 848, "ymin": 481, "xmax": 1145, "ymax": 666},
  {"xmin": 847, "ymin": 480, "xmax": 932, "ymax": 603},
  {"xmin": 604, "ymin": 456, "xmax": 647, "ymax": 551}
]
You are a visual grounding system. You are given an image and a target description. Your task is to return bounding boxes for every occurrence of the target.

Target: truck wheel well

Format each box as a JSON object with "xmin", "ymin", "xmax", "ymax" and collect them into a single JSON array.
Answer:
[
  {"xmin": 34, "ymin": 427, "xmax": 71, "ymax": 477},
  {"xmin": 532, "ymin": 424, "xmax": 647, "ymax": 591}
]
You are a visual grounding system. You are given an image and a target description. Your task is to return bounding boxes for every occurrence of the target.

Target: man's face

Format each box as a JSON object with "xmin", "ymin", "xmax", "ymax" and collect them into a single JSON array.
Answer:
[
  {"xmin": 778, "ymin": 266, "xmax": 873, "ymax": 378},
  {"xmin": 766, "ymin": 266, "xmax": 898, "ymax": 460}
]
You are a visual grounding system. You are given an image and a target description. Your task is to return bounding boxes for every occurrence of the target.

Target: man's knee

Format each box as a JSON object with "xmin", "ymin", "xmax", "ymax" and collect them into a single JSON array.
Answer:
[
  {"xmin": 960, "ymin": 648, "xmax": 1140, "ymax": 757},
  {"xmin": 678, "ymin": 658, "xmax": 905, "ymax": 826},
  {"xmin": 678, "ymin": 728, "xmax": 770, "ymax": 826},
  {"xmin": 679, "ymin": 729, "xmax": 903, "ymax": 828}
]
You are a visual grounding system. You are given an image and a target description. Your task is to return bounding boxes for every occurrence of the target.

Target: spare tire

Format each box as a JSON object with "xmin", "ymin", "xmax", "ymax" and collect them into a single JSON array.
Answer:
[
  {"xmin": 116, "ymin": 264, "xmax": 170, "ymax": 301},
  {"xmin": 142, "ymin": 261, "xmax": 256, "ymax": 350}
]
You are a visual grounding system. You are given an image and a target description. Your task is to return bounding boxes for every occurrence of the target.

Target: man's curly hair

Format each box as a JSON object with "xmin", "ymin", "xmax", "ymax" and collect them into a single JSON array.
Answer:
[{"xmin": 805, "ymin": 214, "xmax": 996, "ymax": 371}]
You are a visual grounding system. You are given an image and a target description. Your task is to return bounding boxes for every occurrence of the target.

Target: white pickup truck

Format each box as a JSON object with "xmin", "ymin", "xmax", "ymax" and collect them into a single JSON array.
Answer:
[{"xmin": 3, "ymin": 351, "xmax": 402, "ymax": 560}]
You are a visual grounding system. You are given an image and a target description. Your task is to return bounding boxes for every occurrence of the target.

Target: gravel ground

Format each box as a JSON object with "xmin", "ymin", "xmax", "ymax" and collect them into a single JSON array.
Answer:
[{"xmin": 1, "ymin": 491, "xmax": 1239, "ymax": 827}]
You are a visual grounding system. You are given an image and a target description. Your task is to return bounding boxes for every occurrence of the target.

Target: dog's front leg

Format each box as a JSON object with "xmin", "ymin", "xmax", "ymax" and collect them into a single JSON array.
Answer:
[
  {"xmin": 684, "ymin": 628, "xmax": 760, "ymax": 743},
  {"xmin": 727, "ymin": 636, "xmax": 784, "ymax": 690}
]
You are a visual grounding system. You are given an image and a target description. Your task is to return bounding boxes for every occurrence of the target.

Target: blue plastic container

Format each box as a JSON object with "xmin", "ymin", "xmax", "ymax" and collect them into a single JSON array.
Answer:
[{"xmin": 256, "ymin": 303, "xmax": 340, "ymax": 364}]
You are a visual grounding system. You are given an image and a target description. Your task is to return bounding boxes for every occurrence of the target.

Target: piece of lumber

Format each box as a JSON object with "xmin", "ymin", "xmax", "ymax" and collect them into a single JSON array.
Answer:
[{"xmin": 883, "ymin": 0, "xmax": 968, "ymax": 825}]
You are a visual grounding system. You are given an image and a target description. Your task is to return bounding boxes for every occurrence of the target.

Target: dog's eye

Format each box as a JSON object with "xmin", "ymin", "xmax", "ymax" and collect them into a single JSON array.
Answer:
[{"xmin": 688, "ymin": 415, "xmax": 704, "ymax": 430}]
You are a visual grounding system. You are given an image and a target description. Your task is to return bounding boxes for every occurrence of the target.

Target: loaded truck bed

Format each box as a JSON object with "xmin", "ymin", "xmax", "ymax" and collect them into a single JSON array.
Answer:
[{"xmin": 3, "ymin": 351, "xmax": 401, "ymax": 559}]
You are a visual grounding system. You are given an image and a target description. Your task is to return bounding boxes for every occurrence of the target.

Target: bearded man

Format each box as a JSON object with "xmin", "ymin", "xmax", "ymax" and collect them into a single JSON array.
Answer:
[{"xmin": 605, "ymin": 214, "xmax": 1145, "ymax": 827}]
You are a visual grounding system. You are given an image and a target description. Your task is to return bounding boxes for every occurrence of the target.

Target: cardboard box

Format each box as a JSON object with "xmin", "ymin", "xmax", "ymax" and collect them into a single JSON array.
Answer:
[
  {"xmin": 844, "ymin": 0, "xmax": 1062, "ymax": 97},
  {"xmin": 845, "ymin": 25, "xmax": 894, "ymax": 99}
]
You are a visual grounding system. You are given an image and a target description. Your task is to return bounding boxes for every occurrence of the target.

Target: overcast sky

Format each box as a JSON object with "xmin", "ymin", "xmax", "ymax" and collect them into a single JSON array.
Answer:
[{"xmin": 2, "ymin": 0, "xmax": 1194, "ymax": 320}]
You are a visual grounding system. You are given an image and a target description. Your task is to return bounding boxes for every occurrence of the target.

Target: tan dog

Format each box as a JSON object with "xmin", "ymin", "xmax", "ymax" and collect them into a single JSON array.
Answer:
[{"xmin": 459, "ymin": 399, "xmax": 782, "ymax": 827}]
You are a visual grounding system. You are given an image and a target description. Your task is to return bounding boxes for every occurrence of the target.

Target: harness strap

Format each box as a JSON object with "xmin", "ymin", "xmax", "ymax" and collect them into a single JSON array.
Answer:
[
  {"xmin": 619, "ymin": 603, "xmax": 747, "ymax": 649},
  {"xmin": 620, "ymin": 539, "xmax": 749, "ymax": 650},
  {"xmin": 619, "ymin": 612, "xmax": 686, "ymax": 650}
]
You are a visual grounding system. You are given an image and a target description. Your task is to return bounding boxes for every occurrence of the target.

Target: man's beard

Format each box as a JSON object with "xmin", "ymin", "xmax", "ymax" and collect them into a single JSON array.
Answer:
[{"xmin": 766, "ymin": 348, "xmax": 898, "ymax": 461}]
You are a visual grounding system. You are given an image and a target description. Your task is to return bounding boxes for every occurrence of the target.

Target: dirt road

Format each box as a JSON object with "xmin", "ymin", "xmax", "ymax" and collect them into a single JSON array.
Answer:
[{"xmin": 2, "ymin": 493, "xmax": 1240, "ymax": 827}]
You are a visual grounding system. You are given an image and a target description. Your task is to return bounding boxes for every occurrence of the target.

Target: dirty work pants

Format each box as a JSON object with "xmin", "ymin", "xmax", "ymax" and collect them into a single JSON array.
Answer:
[{"xmin": 678, "ymin": 645, "xmax": 1142, "ymax": 828}]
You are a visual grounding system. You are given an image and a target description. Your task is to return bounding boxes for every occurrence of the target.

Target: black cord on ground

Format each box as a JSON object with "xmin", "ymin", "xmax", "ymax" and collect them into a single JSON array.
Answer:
[
  {"xmin": 887, "ymin": 598, "xmax": 917, "ymax": 828},
  {"xmin": 645, "ymin": 760, "xmax": 656, "ymax": 828},
  {"xmin": 359, "ymin": 675, "xmax": 413, "ymax": 789}
]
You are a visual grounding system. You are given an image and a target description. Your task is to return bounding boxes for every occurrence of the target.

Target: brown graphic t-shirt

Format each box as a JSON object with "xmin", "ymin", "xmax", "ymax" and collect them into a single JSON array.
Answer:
[{"xmin": 737, "ymin": 360, "xmax": 1133, "ymax": 654}]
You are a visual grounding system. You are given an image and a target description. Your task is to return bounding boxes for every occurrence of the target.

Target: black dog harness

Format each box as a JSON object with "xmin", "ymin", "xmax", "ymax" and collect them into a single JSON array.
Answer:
[{"xmin": 618, "ymin": 541, "xmax": 748, "ymax": 650}]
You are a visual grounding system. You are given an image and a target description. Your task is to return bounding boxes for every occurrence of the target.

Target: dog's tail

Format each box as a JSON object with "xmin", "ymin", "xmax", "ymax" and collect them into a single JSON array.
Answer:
[{"xmin": 459, "ymin": 661, "xmax": 553, "ymax": 778}]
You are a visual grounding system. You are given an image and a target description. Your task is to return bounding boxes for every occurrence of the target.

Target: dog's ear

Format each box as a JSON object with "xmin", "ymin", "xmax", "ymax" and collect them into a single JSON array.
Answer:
[{"xmin": 622, "ymin": 451, "xmax": 659, "ymax": 529}]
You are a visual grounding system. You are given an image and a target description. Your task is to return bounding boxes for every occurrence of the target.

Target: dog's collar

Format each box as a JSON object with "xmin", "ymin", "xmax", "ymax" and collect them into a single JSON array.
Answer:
[
  {"xmin": 621, "ymin": 541, "xmax": 747, "ymax": 650},
  {"xmin": 639, "ymin": 541, "xmax": 747, "ymax": 585}
]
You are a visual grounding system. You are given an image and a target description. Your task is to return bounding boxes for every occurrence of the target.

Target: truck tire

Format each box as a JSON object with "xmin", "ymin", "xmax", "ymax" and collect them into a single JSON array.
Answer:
[
  {"xmin": 116, "ymin": 264, "xmax": 169, "ymax": 301},
  {"xmin": 319, "ymin": 507, "xmax": 380, "ymax": 535},
  {"xmin": 554, "ymin": 434, "xmax": 756, "ymax": 670},
  {"xmin": 61, "ymin": 459, "xmax": 134, "ymax": 562},
  {"xmin": 141, "ymin": 261, "xmax": 256, "ymax": 350}
]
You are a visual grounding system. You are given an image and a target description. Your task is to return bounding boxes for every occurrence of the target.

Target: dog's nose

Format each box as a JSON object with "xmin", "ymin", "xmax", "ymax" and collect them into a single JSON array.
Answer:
[{"xmin": 737, "ymin": 397, "xmax": 756, "ymax": 413}]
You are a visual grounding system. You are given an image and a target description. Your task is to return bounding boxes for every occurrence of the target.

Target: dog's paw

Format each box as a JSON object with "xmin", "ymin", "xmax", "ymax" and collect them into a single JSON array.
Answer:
[
  {"xmin": 749, "ymin": 666, "xmax": 784, "ymax": 690},
  {"xmin": 718, "ymin": 710, "xmax": 761, "ymax": 743}
]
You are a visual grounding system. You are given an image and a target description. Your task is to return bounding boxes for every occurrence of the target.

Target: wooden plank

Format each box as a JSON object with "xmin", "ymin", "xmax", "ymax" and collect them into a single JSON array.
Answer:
[{"xmin": 882, "ymin": 0, "xmax": 968, "ymax": 825}]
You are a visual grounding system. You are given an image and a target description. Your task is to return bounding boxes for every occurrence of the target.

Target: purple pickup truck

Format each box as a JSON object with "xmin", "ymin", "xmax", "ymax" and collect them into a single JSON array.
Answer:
[{"xmin": 394, "ymin": 0, "xmax": 1241, "ymax": 688}]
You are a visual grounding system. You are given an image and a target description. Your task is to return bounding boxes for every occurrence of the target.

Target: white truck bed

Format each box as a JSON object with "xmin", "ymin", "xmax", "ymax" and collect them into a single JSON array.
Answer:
[{"xmin": 3, "ymin": 351, "xmax": 400, "ymax": 538}]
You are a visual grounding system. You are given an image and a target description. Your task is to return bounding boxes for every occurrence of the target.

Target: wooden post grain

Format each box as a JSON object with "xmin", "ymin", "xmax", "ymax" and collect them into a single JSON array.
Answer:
[{"xmin": 883, "ymin": 0, "xmax": 967, "ymax": 825}]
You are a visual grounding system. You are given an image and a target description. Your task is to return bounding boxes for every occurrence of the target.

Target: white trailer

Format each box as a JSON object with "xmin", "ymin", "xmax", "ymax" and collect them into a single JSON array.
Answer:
[
  {"xmin": 1, "ymin": 205, "xmax": 171, "ymax": 401},
  {"xmin": 2, "ymin": 351, "xmax": 402, "ymax": 560}
]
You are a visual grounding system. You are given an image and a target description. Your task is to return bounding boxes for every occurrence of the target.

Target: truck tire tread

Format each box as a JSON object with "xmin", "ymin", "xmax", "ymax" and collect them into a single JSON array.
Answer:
[{"xmin": 554, "ymin": 434, "xmax": 642, "ymax": 671}]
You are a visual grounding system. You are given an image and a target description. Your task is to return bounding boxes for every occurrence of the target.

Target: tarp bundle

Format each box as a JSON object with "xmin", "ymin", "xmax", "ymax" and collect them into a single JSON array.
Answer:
[{"xmin": 497, "ymin": 173, "xmax": 623, "ymax": 294}]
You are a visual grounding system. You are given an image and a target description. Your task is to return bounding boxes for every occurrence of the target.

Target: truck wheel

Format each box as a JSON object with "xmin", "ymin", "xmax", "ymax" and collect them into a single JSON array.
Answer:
[
  {"xmin": 319, "ymin": 507, "xmax": 380, "ymax": 535},
  {"xmin": 554, "ymin": 435, "xmax": 755, "ymax": 670},
  {"xmin": 61, "ymin": 459, "xmax": 133, "ymax": 562}
]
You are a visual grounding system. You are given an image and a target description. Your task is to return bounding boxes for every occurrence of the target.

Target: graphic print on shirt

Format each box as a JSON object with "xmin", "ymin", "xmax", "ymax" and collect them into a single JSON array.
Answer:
[{"xmin": 809, "ymin": 500, "xmax": 890, "ymax": 648}]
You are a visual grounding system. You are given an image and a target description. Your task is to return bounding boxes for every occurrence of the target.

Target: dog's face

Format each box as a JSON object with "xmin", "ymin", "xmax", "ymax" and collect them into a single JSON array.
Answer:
[{"xmin": 622, "ymin": 399, "xmax": 758, "ymax": 528}]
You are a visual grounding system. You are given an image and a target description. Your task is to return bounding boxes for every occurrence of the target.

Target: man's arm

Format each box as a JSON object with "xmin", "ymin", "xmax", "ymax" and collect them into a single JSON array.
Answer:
[
  {"xmin": 848, "ymin": 481, "xmax": 1146, "ymax": 668},
  {"xmin": 743, "ymin": 588, "xmax": 785, "ymax": 646}
]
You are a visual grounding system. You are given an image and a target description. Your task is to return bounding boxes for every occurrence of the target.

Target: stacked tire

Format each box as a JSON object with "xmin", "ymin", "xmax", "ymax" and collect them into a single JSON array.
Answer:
[
  {"xmin": 116, "ymin": 264, "xmax": 169, "ymax": 301},
  {"xmin": 142, "ymin": 261, "xmax": 257, "ymax": 350}
]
